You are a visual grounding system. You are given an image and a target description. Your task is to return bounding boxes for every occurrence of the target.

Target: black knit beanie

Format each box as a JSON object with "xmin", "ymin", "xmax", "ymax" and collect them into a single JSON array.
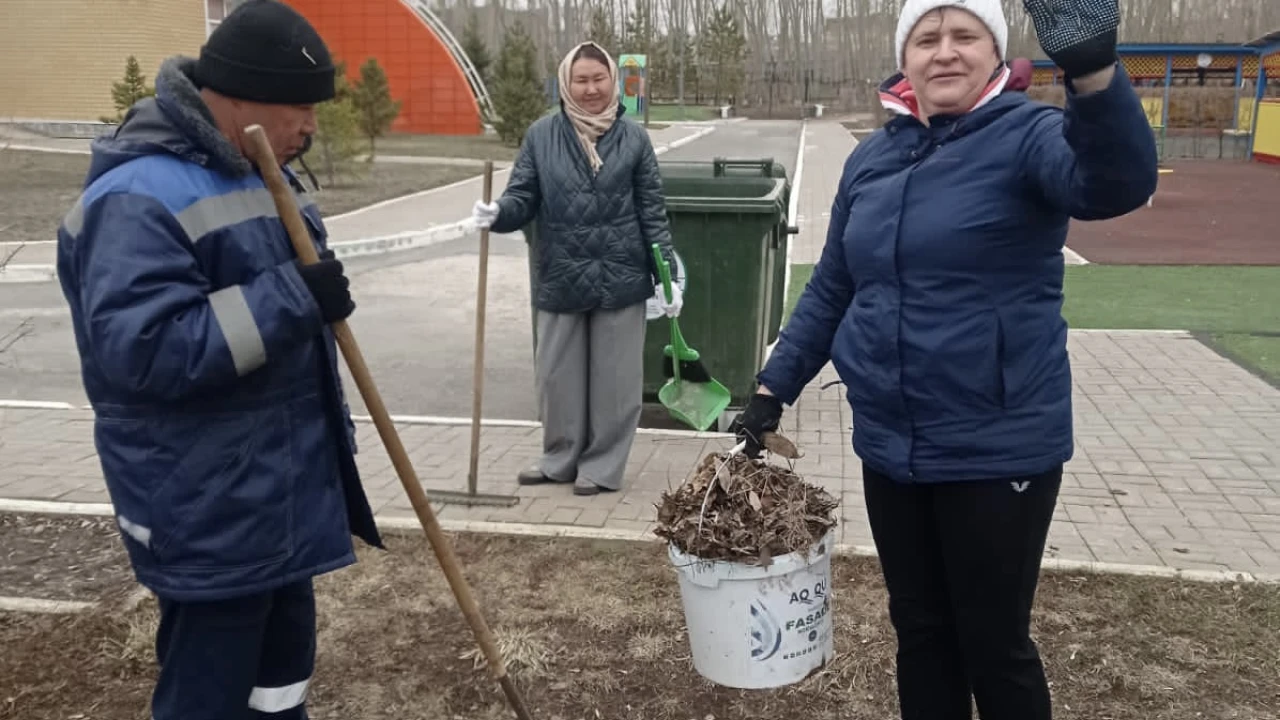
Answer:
[{"xmin": 195, "ymin": 0, "xmax": 336, "ymax": 105}]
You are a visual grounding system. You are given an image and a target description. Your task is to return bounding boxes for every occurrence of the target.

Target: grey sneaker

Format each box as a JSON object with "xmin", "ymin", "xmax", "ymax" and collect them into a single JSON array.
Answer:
[
  {"xmin": 517, "ymin": 467, "xmax": 553, "ymax": 486},
  {"xmin": 573, "ymin": 477, "xmax": 600, "ymax": 496}
]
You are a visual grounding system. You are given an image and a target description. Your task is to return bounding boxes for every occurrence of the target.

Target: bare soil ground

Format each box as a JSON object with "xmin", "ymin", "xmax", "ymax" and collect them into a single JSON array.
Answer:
[
  {"xmin": 303, "ymin": 162, "xmax": 479, "ymax": 218},
  {"xmin": 374, "ymin": 133, "xmax": 519, "ymax": 162},
  {"xmin": 2, "ymin": 513, "xmax": 1278, "ymax": 720},
  {"xmin": 372, "ymin": 127, "xmax": 668, "ymax": 159},
  {"xmin": 0, "ymin": 513, "xmax": 131, "ymax": 602},
  {"xmin": 0, "ymin": 149, "xmax": 479, "ymax": 248},
  {"xmin": 0, "ymin": 150, "xmax": 87, "ymax": 248}
]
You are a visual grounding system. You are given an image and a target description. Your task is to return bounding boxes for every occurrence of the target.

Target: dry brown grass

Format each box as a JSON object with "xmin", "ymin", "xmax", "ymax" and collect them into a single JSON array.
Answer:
[{"xmin": 2, "ymin": 532, "xmax": 1278, "ymax": 720}]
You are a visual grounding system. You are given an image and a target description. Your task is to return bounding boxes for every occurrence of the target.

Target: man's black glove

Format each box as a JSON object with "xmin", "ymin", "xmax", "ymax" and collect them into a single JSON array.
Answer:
[
  {"xmin": 729, "ymin": 392, "xmax": 784, "ymax": 459},
  {"xmin": 1023, "ymin": 0, "xmax": 1119, "ymax": 79},
  {"xmin": 295, "ymin": 251, "xmax": 355, "ymax": 323}
]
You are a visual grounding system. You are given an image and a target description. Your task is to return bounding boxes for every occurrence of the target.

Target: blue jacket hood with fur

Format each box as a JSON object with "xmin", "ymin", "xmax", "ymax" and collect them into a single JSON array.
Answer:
[{"xmin": 56, "ymin": 57, "xmax": 382, "ymax": 602}]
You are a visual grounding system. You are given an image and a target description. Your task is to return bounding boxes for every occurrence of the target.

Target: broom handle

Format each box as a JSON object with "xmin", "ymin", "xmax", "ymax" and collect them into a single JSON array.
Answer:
[
  {"xmin": 467, "ymin": 161, "xmax": 495, "ymax": 496},
  {"xmin": 651, "ymin": 244, "xmax": 682, "ymax": 384},
  {"xmin": 242, "ymin": 126, "xmax": 533, "ymax": 720},
  {"xmin": 652, "ymin": 242, "xmax": 674, "ymax": 304},
  {"xmin": 651, "ymin": 245, "xmax": 691, "ymax": 353}
]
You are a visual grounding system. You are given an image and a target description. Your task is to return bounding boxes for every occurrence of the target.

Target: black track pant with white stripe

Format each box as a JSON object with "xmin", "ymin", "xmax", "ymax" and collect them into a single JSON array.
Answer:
[{"xmin": 152, "ymin": 579, "xmax": 316, "ymax": 720}]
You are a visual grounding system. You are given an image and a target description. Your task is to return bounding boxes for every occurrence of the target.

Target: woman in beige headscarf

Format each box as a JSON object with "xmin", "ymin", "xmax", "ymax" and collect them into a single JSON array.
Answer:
[{"xmin": 471, "ymin": 41, "xmax": 684, "ymax": 497}]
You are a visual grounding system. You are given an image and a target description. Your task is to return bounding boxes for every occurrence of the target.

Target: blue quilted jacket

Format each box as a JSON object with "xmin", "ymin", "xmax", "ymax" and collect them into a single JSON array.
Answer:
[
  {"xmin": 758, "ymin": 65, "xmax": 1158, "ymax": 483},
  {"xmin": 55, "ymin": 57, "xmax": 382, "ymax": 602}
]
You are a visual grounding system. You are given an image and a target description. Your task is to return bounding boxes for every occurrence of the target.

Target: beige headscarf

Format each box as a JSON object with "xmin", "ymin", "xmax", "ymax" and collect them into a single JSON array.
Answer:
[{"xmin": 558, "ymin": 41, "xmax": 620, "ymax": 174}]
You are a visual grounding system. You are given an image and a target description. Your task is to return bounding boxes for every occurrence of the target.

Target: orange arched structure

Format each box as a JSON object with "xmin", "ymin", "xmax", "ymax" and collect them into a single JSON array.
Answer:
[{"xmin": 283, "ymin": 0, "xmax": 482, "ymax": 135}]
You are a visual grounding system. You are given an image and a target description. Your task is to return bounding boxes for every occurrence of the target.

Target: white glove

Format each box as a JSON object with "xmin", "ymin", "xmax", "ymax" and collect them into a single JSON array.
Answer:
[
  {"xmin": 653, "ymin": 282, "xmax": 683, "ymax": 318},
  {"xmin": 647, "ymin": 251, "xmax": 687, "ymax": 321},
  {"xmin": 471, "ymin": 200, "xmax": 499, "ymax": 230}
]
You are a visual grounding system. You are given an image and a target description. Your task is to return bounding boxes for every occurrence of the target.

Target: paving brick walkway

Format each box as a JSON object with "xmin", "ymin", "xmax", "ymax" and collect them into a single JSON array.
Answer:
[{"xmin": 2, "ymin": 331, "xmax": 1278, "ymax": 579}]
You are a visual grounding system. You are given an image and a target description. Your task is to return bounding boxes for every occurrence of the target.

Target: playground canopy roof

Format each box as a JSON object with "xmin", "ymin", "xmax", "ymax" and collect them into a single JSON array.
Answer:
[
  {"xmin": 1245, "ymin": 30, "xmax": 1280, "ymax": 53},
  {"xmin": 1031, "ymin": 34, "xmax": 1280, "ymax": 70}
]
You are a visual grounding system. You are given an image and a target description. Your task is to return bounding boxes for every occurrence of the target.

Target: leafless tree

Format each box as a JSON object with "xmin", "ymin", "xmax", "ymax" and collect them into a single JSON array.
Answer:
[{"xmin": 437, "ymin": 0, "xmax": 1280, "ymax": 114}]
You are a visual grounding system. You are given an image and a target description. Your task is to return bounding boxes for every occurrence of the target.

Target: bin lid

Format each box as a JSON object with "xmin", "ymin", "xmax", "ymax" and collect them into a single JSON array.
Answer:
[{"xmin": 662, "ymin": 175, "xmax": 787, "ymax": 215}]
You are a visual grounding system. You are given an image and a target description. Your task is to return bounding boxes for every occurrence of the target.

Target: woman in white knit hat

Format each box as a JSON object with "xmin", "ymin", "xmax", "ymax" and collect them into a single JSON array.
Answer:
[{"xmin": 732, "ymin": 0, "xmax": 1157, "ymax": 717}]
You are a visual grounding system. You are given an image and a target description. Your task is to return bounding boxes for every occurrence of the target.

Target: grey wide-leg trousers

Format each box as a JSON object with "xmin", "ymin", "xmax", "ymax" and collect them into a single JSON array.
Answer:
[{"xmin": 534, "ymin": 302, "xmax": 646, "ymax": 491}]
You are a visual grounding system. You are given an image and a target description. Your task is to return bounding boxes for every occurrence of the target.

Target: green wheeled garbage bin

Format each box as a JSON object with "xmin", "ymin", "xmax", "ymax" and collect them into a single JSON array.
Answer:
[
  {"xmin": 525, "ymin": 158, "xmax": 795, "ymax": 430},
  {"xmin": 651, "ymin": 158, "xmax": 795, "ymax": 346}
]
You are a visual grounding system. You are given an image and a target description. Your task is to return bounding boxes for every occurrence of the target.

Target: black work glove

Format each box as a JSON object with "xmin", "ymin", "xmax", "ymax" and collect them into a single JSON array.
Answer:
[
  {"xmin": 295, "ymin": 251, "xmax": 355, "ymax": 323},
  {"xmin": 728, "ymin": 392, "xmax": 784, "ymax": 459},
  {"xmin": 1023, "ymin": 0, "xmax": 1119, "ymax": 79}
]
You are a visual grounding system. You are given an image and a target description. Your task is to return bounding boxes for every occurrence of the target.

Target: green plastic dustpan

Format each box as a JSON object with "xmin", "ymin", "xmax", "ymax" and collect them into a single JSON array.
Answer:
[{"xmin": 651, "ymin": 243, "xmax": 731, "ymax": 432}]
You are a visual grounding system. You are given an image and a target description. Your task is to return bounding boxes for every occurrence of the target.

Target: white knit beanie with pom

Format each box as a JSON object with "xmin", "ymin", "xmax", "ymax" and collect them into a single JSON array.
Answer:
[{"xmin": 895, "ymin": 0, "xmax": 1009, "ymax": 69}]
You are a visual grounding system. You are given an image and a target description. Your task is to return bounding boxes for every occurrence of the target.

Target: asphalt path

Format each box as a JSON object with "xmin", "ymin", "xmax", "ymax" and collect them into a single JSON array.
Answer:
[
  {"xmin": 0, "ymin": 238, "xmax": 534, "ymax": 417},
  {"xmin": 0, "ymin": 120, "xmax": 805, "ymax": 421},
  {"xmin": 660, "ymin": 119, "xmax": 802, "ymax": 177}
]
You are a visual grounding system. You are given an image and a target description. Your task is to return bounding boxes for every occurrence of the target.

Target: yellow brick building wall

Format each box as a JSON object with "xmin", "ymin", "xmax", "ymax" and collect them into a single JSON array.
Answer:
[{"xmin": 0, "ymin": 0, "xmax": 206, "ymax": 122}]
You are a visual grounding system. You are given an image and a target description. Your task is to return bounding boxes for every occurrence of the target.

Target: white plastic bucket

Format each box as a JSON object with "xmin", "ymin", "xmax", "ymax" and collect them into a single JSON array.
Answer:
[{"xmin": 668, "ymin": 531, "xmax": 835, "ymax": 689}]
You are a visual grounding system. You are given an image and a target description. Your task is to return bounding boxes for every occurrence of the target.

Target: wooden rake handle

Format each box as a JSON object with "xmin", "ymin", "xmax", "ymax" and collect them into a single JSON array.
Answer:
[
  {"xmin": 241, "ymin": 126, "xmax": 533, "ymax": 720},
  {"xmin": 467, "ymin": 162, "xmax": 495, "ymax": 494}
]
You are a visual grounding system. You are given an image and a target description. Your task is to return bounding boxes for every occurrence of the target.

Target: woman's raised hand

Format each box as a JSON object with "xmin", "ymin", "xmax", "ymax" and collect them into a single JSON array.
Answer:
[{"xmin": 1022, "ymin": 0, "xmax": 1120, "ymax": 79}]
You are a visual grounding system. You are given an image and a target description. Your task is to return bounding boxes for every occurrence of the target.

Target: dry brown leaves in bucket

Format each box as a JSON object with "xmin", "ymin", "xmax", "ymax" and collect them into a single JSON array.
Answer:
[{"xmin": 654, "ymin": 439, "xmax": 838, "ymax": 565}]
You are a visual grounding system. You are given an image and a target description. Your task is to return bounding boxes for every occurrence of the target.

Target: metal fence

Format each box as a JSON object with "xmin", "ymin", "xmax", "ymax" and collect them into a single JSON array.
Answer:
[{"xmin": 1026, "ymin": 82, "xmax": 1263, "ymax": 161}]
